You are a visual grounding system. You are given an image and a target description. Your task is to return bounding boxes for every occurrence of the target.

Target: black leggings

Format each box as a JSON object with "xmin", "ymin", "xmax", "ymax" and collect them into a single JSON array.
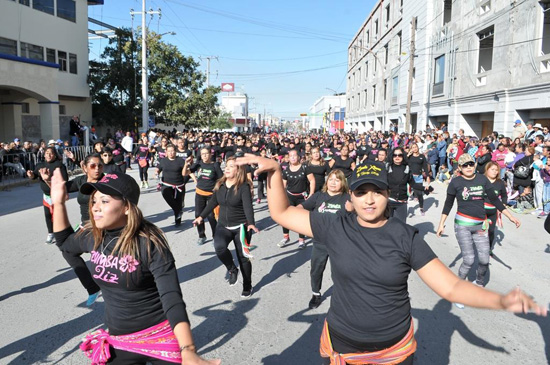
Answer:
[
  {"xmin": 310, "ymin": 241, "xmax": 329, "ymax": 293},
  {"xmin": 138, "ymin": 164, "xmax": 149, "ymax": 181},
  {"xmin": 107, "ymin": 346, "xmax": 175, "ymax": 364},
  {"xmin": 214, "ymin": 225, "xmax": 253, "ymax": 289},
  {"xmin": 257, "ymin": 173, "xmax": 267, "ymax": 199},
  {"xmin": 161, "ymin": 185, "xmax": 183, "ymax": 218},
  {"xmin": 487, "ymin": 211, "xmax": 498, "ymax": 251},
  {"xmin": 62, "ymin": 251, "xmax": 100, "ymax": 295},
  {"xmin": 412, "ymin": 189, "xmax": 424, "ymax": 210},
  {"xmin": 44, "ymin": 205, "xmax": 53, "ymax": 233},
  {"xmin": 282, "ymin": 193, "xmax": 305, "ymax": 239},
  {"xmin": 195, "ymin": 193, "xmax": 217, "ymax": 238}
]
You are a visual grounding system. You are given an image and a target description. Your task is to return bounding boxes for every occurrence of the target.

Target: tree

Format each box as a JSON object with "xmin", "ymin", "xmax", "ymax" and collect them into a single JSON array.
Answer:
[
  {"xmin": 89, "ymin": 27, "xmax": 220, "ymax": 131},
  {"xmin": 209, "ymin": 111, "xmax": 233, "ymax": 130}
]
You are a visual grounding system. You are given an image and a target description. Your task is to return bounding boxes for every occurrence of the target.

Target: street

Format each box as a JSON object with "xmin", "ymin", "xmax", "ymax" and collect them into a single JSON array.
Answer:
[{"xmin": 0, "ymin": 169, "xmax": 549, "ymax": 365}]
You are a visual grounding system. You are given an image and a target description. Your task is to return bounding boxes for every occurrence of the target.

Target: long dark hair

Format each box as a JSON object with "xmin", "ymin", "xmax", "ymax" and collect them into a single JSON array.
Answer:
[{"xmin": 389, "ymin": 147, "xmax": 408, "ymax": 165}]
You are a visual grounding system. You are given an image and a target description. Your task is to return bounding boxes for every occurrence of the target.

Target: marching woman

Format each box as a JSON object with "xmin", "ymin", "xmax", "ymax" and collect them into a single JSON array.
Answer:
[
  {"xmin": 193, "ymin": 157, "xmax": 258, "ymax": 298},
  {"xmin": 279, "ymin": 149, "xmax": 315, "ymax": 249},
  {"xmin": 329, "ymin": 145, "xmax": 355, "ymax": 180},
  {"xmin": 407, "ymin": 143, "xmax": 431, "ymax": 216},
  {"xmin": 65, "ymin": 153, "xmax": 103, "ymax": 305},
  {"xmin": 307, "ymin": 146, "xmax": 330, "ymax": 193},
  {"xmin": 386, "ymin": 147, "xmax": 427, "ymax": 223},
  {"xmin": 134, "ymin": 135, "xmax": 152, "ymax": 189},
  {"xmin": 437, "ymin": 154, "xmax": 520, "ymax": 308},
  {"xmin": 184, "ymin": 148, "xmax": 224, "ymax": 246},
  {"xmin": 50, "ymin": 170, "xmax": 220, "ymax": 365},
  {"xmin": 26, "ymin": 147, "xmax": 68, "ymax": 244},
  {"xmin": 483, "ymin": 161, "xmax": 508, "ymax": 256},
  {"xmin": 255, "ymin": 148, "xmax": 268, "ymax": 203},
  {"xmin": 101, "ymin": 147, "xmax": 123, "ymax": 174},
  {"xmin": 298, "ymin": 169, "xmax": 350, "ymax": 309},
  {"xmin": 156, "ymin": 145, "xmax": 186, "ymax": 227},
  {"xmin": 236, "ymin": 153, "xmax": 546, "ymax": 365}
]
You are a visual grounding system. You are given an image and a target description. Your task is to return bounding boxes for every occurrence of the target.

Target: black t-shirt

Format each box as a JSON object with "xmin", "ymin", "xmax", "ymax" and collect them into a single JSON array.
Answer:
[
  {"xmin": 331, "ymin": 156, "xmax": 354, "ymax": 178},
  {"xmin": 175, "ymin": 148, "xmax": 192, "ymax": 160},
  {"xmin": 443, "ymin": 174, "xmax": 506, "ymax": 218},
  {"xmin": 301, "ymin": 191, "xmax": 350, "ymax": 214},
  {"xmin": 407, "ymin": 154, "xmax": 428, "ymax": 176},
  {"xmin": 266, "ymin": 142, "xmax": 279, "ymax": 156},
  {"xmin": 310, "ymin": 213, "xmax": 436, "ymax": 342},
  {"xmin": 67, "ymin": 174, "xmax": 103, "ymax": 222},
  {"xmin": 108, "ymin": 143, "xmax": 126, "ymax": 164},
  {"xmin": 485, "ymin": 179, "xmax": 508, "ymax": 210},
  {"xmin": 387, "ymin": 164, "xmax": 423, "ymax": 201},
  {"xmin": 200, "ymin": 183, "xmax": 255, "ymax": 227},
  {"xmin": 307, "ymin": 163, "xmax": 330, "ymax": 192},
  {"xmin": 158, "ymin": 157, "xmax": 185, "ymax": 185},
  {"xmin": 282, "ymin": 164, "xmax": 310, "ymax": 194},
  {"xmin": 54, "ymin": 226, "xmax": 188, "ymax": 336},
  {"xmin": 133, "ymin": 144, "xmax": 150, "ymax": 159},
  {"xmin": 33, "ymin": 160, "xmax": 68, "ymax": 194},
  {"xmin": 189, "ymin": 161, "xmax": 223, "ymax": 192},
  {"xmin": 156, "ymin": 147, "xmax": 167, "ymax": 160}
]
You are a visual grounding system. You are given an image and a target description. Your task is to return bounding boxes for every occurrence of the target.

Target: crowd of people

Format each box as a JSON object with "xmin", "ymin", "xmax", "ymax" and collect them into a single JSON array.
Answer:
[{"xmin": 17, "ymin": 120, "xmax": 550, "ymax": 364}]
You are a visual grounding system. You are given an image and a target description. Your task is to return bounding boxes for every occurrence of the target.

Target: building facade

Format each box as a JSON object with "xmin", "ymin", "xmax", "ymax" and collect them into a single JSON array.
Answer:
[
  {"xmin": 346, "ymin": 0, "xmax": 550, "ymax": 137},
  {"xmin": 308, "ymin": 94, "xmax": 346, "ymax": 131},
  {"xmin": 220, "ymin": 93, "xmax": 250, "ymax": 131},
  {"xmin": 0, "ymin": 0, "xmax": 102, "ymax": 142}
]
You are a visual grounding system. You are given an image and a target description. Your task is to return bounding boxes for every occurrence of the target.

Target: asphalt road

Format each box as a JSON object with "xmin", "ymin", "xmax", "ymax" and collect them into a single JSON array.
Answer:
[{"xmin": 1, "ymin": 168, "xmax": 549, "ymax": 364}]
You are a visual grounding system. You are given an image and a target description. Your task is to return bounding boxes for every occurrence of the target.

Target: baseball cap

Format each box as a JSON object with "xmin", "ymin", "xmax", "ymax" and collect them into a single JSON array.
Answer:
[
  {"xmin": 349, "ymin": 161, "xmax": 389, "ymax": 191},
  {"xmin": 458, "ymin": 153, "xmax": 474, "ymax": 166},
  {"xmin": 56, "ymin": 139, "xmax": 63, "ymax": 144},
  {"xmin": 80, "ymin": 172, "xmax": 140, "ymax": 206},
  {"xmin": 514, "ymin": 120, "xmax": 521, "ymax": 124},
  {"xmin": 14, "ymin": 138, "xmax": 20, "ymax": 142},
  {"xmin": 48, "ymin": 139, "xmax": 56, "ymax": 145}
]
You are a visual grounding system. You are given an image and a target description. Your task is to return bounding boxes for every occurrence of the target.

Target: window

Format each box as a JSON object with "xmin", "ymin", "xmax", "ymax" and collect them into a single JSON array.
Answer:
[
  {"xmin": 434, "ymin": 55, "xmax": 445, "ymax": 95},
  {"xmin": 385, "ymin": 5, "xmax": 391, "ymax": 28},
  {"xmin": 392, "ymin": 76, "xmax": 399, "ymax": 105},
  {"xmin": 357, "ymin": 68, "xmax": 361, "ymax": 86},
  {"xmin": 383, "ymin": 79, "xmax": 387, "ymax": 101},
  {"xmin": 59, "ymin": 105, "xmax": 66, "ymax": 115},
  {"xmin": 58, "ymin": 51, "xmax": 67, "ymax": 71},
  {"xmin": 542, "ymin": 2, "xmax": 550, "ymax": 55},
  {"xmin": 46, "ymin": 48, "xmax": 56, "ymax": 63},
  {"xmin": 19, "ymin": 0, "xmax": 30, "ymax": 6},
  {"xmin": 365, "ymin": 30, "xmax": 370, "ymax": 46},
  {"xmin": 397, "ymin": 32, "xmax": 402, "ymax": 57},
  {"xmin": 364, "ymin": 89, "xmax": 368, "ymax": 107},
  {"xmin": 384, "ymin": 43, "xmax": 389, "ymax": 65},
  {"xmin": 365, "ymin": 61, "xmax": 369, "ymax": 80},
  {"xmin": 443, "ymin": 0, "xmax": 453, "ymax": 25},
  {"xmin": 372, "ymin": 85, "xmax": 377, "ymax": 105},
  {"xmin": 33, "ymin": 0, "xmax": 54, "ymax": 15},
  {"xmin": 0, "ymin": 37, "xmax": 18, "ymax": 56},
  {"xmin": 20, "ymin": 42, "xmax": 44, "ymax": 61},
  {"xmin": 374, "ymin": 55, "xmax": 378, "ymax": 72},
  {"xmin": 479, "ymin": 0, "xmax": 491, "ymax": 15},
  {"xmin": 357, "ymin": 93, "xmax": 361, "ymax": 111},
  {"xmin": 57, "ymin": 0, "xmax": 76, "ymax": 22},
  {"xmin": 22, "ymin": 103, "xmax": 30, "ymax": 114},
  {"xmin": 477, "ymin": 26, "xmax": 494, "ymax": 73},
  {"xmin": 69, "ymin": 53, "xmax": 77, "ymax": 74},
  {"xmin": 400, "ymin": 0, "xmax": 404, "ymax": 15},
  {"xmin": 374, "ymin": 19, "xmax": 379, "ymax": 38}
]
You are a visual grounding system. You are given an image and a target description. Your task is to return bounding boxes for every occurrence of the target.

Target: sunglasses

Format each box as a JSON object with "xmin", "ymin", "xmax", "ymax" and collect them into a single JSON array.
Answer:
[
  {"xmin": 460, "ymin": 161, "xmax": 475, "ymax": 168},
  {"xmin": 88, "ymin": 163, "xmax": 103, "ymax": 169},
  {"xmin": 393, "ymin": 154, "xmax": 403, "ymax": 157}
]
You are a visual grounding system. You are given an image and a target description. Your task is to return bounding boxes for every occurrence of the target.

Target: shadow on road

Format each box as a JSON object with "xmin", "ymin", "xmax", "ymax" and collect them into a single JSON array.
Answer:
[
  {"xmin": 0, "ymin": 266, "xmax": 74, "ymax": 302},
  {"xmin": 515, "ymin": 312, "xmax": 550, "ymax": 363},
  {"xmin": 177, "ymin": 252, "xmax": 220, "ymax": 284},
  {"xmin": 412, "ymin": 299, "xmax": 509, "ymax": 363}
]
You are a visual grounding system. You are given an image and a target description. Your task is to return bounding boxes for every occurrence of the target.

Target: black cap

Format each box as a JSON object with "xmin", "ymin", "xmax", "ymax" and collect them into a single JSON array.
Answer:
[
  {"xmin": 80, "ymin": 172, "xmax": 140, "ymax": 206},
  {"xmin": 349, "ymin": 161, "xmax": 389, "ymax": 191}
]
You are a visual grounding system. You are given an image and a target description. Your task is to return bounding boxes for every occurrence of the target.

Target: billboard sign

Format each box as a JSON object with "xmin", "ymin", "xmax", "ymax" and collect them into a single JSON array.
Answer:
[{"xmin": 221, "ymin": 83, "xmax": 235, "ymax": 92}]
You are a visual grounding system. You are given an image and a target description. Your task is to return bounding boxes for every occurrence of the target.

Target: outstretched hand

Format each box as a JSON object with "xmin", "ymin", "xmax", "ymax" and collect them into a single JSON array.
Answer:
[
  {"xmin": 248, "ymin": 224, "xmax": 259, "ymax": 233},
  {"xmin": 501, "ymin": 287, "xmax": 547, "ymax": 316},
  {"xmin": 50, "ymin": 168, "xmax": 68, "ymax": 205},
  {"xmin": 192, "ymin": 217, "xmax": 203, "ymax": 226},
  {"xmin": 235, "ymin": 154, "xmax": 279, "ymax": 176}
]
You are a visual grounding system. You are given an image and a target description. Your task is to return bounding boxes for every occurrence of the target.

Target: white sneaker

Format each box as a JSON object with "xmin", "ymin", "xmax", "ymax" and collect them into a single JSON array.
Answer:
[
  {"xmin": 45, "ymin": 233, "xmax": 55, "ymax": 244},
  {"xmin": 454, "ymin": 303, "xmax": 465, "ymax": 309},
  {"xmin": 144, "ymin": 182, "xmax": 149, "ymax": 188},
  {"xmin": 472, "ymin": 280, "xmax": 484, "ymax": 287},
  {"xmin": 298, "ymin": 240, "xmax": 306, "ymax": 249},
  {"xmin": 277, "ymin": 237, "xmax": 290, "ymax": 248}
]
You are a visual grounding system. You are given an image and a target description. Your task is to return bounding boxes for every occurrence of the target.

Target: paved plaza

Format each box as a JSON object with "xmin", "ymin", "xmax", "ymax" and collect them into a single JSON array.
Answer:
[{"xmin": 1, "ymin": 169, "xmax": 549, "ymax": 364}]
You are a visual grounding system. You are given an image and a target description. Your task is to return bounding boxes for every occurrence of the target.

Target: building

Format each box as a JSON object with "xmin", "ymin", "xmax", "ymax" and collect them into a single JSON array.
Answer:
[
  {"xmin": 346, "ymin": 0, "xmax": 550, "ymax": 137},
  {"xmin": 0, "ymin": 0, "xmax": 102, "ymax": 143},
  {"xmin": 220, "ymin": 93, "xmax": 251, "ymax": 131},
  {"xmin": 308, "ymin": 94, "xmax": 346, "ymax": 131}
]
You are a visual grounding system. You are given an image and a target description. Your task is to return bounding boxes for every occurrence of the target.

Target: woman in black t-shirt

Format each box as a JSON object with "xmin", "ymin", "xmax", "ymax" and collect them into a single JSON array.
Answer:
[
  {"xmin": 133, "ymin": 136, "xmax": 152, "ymax": 189},
  {"xmin": 100, "ymin": 147, "xmax": 122, "ymax": 174},
  {"xmin": 49, "ymin": 170, "xmax": 219, "ymax": 365},
  {"xmin": 330, "ymin": 145, "xmax": 355, "ymax": 179},
  {"xmin": 184, "ymin": 148, "xmax": 224, "ymax": 246},
  {"xmin": 279, "ymin": 149, "xmax": 315, "ymax": 249},
  {"xmin": 307, "ymin": 147, "xmax": 330, "ymax": 193},
  {"xmin": 236, "ymin": 154, "xmax": 546, "ymax": 364},
  {"xmin": 194, "ymin": 157, "xmax": 258, "ymax": 298},
  {"xmin": 407, "ymin": 143, "xmax": 431, "ymax": 216},
  {"xmin": 484, "ymin": 161, "xmax": 508, "ymax": 256},
  {"xmin": 298, "ymin": 169, "xmax": 350, "ymax": 309},
  {"xmin": 156, "ymin": 145, "xmax": 186, "ymax": 227}
]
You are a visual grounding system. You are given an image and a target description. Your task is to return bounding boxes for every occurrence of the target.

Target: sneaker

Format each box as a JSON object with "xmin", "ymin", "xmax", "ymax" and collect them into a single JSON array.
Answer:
[
  {"xmin": 298, "ymin": 240, "xmax": 306, "ymax": 249},
  {"xmin": 420, "ymin": 209, "xmax": 425, "ymax": 216},
  {"xmin": 256, "ymin": 199, "xmax": 261, "ymax": 204},
  {"xmin": 86, "ymin": 291, "xmax": 101, "ymax": 306},
  {"xmin": 229, "ymin": 268, "xmax": 239, "ymax": 286},
  {"xmin": 531, "ymin": 209, "xmax": 543, "ymax": 215},
  {"xmin": 241, "ymin": 287, "xmax": 253, "ymax": 298},
  {"xmin": 277, "ymin": 237, "xmax": 290, "ymax": 248},
  {"xmin": 156, "ymin": 183, "xmax": 162, "ymax": 191},
  {"xmin": 538, "ymin": 211, "xmax": 549, "ymax": 218},
  {"xmin": 196, "ymin": 237, "xmax": 207, "ymax": 246},
  {"xmin": 308, "ymin": 294, "xmax": 322, "ymax": 309},
  {"xmin": 141, "ymin": 181, "xmax": 145, "ymax": 188},
  {"xmin": 144, "ymin": 182, "xmax": 149, "ymax": 188},
  {"xmin": 472, "ymin": 280, "xmax": 484, "ymax": 287},
  {"xmin": 454, "ymin": 303, "xmax": 465, "ymax": 309},
  {"xmin": 45, "ymin": 233, "xmax": 55, "ymax": 245},
  {"xmin": 175, "ymin": 212, "xmax": 183, "ymax": 226}
]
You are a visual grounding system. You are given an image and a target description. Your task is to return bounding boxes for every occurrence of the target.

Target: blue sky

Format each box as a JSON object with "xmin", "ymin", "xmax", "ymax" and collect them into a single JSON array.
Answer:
[{"xmin": 89, "ymin": 0, "xmax": 376, "ymax": 119}]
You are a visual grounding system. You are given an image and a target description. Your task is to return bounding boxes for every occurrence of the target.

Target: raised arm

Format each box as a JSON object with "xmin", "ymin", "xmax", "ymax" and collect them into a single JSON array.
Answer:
[{"xmin": 236, "ymin": 154, "xmax": 312, "ymax": 237}]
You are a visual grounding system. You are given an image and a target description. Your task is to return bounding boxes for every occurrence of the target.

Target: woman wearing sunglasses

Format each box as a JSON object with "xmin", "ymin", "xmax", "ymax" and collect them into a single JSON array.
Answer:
[
  {"xmin": 101, "ymin": 147, "xmax": 123, "ymax": 174},
  {"xmin": 386, "ymin": 147, "xmax": 427, "ymax": 223},
  {"xmin": 436, "ymin": 154, "xmax": 520, "ymax": 308}
]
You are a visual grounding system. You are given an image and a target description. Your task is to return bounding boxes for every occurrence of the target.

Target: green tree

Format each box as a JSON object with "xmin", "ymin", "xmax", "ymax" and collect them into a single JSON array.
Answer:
[
  {"xmin": 89, "ymin": 27, "xmax": 220, "ymax": 131},
  {"xmin": 209, "ymin": 111, "xmax": 233, "ymax": 130}
]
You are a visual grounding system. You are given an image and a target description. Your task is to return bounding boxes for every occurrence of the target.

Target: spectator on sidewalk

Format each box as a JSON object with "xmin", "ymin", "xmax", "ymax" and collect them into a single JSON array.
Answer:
[
  {"xmin": 121, "ymin": 131, "xmax": 134, "ymax": 170},
  {"xmin": 69, "ymin": 116, "xmax": 82, "ymax": 146}
]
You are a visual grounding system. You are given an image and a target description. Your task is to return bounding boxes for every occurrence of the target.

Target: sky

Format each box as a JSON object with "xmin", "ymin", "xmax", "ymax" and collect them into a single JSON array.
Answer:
[{"xmin": 88, "ymin": 0, "xmax": 377, "ymax": 120}]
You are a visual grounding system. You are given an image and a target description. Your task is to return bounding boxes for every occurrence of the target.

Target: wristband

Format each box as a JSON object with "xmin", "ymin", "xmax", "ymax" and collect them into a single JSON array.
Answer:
[{"xmin": 180, "ymin": 344, "xmax": 196, "ymax": 353}]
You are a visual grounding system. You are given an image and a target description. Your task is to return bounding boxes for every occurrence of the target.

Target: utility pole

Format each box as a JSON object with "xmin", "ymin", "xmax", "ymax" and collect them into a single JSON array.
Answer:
[
  {"xmin": 199, "ymin": 56, "xmax": 218, "ymax": 87},
  {"xmin": 405, "ymin": 16, "xmax": 417, "ymax": 134},
  {"xmin": 130, "ymin": 2, "xmax": 160, "ymax": 133}
]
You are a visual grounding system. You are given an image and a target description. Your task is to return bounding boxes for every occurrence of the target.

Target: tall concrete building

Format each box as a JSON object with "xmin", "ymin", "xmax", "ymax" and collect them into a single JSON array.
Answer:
[
  {"xmin": 0, "ymin": 0, "xmax": 102, "ymax": 142},
  {"xmin": 346, "ymin": 0, "xmax": 550, "ymax": 137}
]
